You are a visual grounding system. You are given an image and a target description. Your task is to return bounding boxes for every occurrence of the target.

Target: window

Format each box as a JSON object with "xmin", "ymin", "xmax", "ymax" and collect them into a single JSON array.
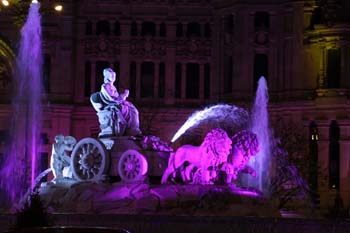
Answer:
[
  {"xmin": 141, "ymin": 22, "xmax": 156, "ymax": 37},
  {"xmin": 42, "ymin": 54, "xmax": 51, "ymax": 93},
  {"xmin": 39, "ymin": 152, "xmax": 49, "ymax": 182},
  {"xmin": 159, "ymin": 63, "xmax": 165, "ymax": 98},
  {"xmin": 176, "ymin": 23, "xmax": 183, "ymax": 37},
  {"xmin": 113, "ymin": 61, "xmax": 120, "ymax": 90},
  {"xmin": 254, "ymin": 54, "xmax": 268, "ymax": 91},
  {"xmin": 96, "ymin": 20, "xmax": 110, "ymax": 35},
  {"xmin": 329, "ymin": 120, "xmax": 340, "ymax": 190},
  {"xmin": 254, "ymin": 12, "xmax": 270, "ymax": 29},
  {"xmin": 84, "ymin": 61, "xmax": 91, "ymax": 97},
  {"xmin": 204, "ymin": 63, "xmax": 210, "ymax": 99},
  {"xmin": 40, "ymin": 133, "xmax": 49, "ymax": 145},
  {"xmin": 224, "ymin": 15, "xmax": 234, "ymax": 34},
  {"xmin": 141, "ymin": 62, "xmax": 154, "ymax": 97},
  {"xmin": 186, "ymin": 22, "xmax": 201, "ymax": 37},
  {"xmin": 186, "ymin": 63, "xmax": 199, "ymax": 99},
  {"xmin": 159, "ymin": 22, "xmax": 166, "ymax": 37},
  {"xmin": 175, "ymin": 63, "xmax": 182, "ymax": 98},
  {"xmin": 114, "ymin": 20, "xmax": 121, "ymax": 36},
  {"xmin": 130, "ymin": 62, "xmax": 136, "ymax": 98},
  {"xmin": 224, "ymin": 56, "xmax": 233, "ymax": 93},
  {"xmin": 131, "ymin": 22, "xmax": 138, "ymax": 36},
  {"xmin": 204, "ymin": 23, "xmax": 211, "ymax": 38},
  {"xmin": 85, "ymin": 21, "xmax": 93, "ymax": 35},
  {"xmin": 95, "ymin": 61, "xmax": 109, "ymax": 92},
  {"xmin": 326, "ymin": 48, "xmax": 341, "ymax": 89}
]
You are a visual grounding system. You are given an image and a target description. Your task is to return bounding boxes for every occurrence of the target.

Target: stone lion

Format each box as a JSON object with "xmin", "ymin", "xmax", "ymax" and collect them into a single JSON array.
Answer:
[
  {"xmin": 220, "ymin": 130, "xmax": 260, "ymax": 183},
  {"xmin": 161, "ymin": 128, "xmax": 232, "ymax": 184}
]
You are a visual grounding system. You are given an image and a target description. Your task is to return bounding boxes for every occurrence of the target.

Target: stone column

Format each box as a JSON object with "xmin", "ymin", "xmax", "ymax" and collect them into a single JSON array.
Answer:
[{"xmin": 181, "ymin": 63, "xmax": 186, "ymax": 99}]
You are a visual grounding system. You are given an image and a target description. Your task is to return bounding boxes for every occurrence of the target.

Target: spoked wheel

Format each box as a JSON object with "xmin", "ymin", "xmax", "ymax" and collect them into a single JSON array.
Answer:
[
  {"xmin": 71, "ymin": 138, "xmax": 110, "ymax": 181},
  {"xmin": 118, "ymin": 149, "xmax": 148, "ymax": 182}
]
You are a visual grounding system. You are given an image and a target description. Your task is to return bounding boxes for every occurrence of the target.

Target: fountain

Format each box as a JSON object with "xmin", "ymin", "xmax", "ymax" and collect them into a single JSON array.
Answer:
[
  {"xmin": 244, "ymin": 76, "xmax": 271, "ymax": 195},
  {"xmin": 0, "ymin": 1, "xmax": 43, "ymax": 203}
]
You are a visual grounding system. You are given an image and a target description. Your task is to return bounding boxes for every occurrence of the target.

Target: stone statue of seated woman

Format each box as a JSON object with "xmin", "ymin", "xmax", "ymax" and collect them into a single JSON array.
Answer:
[{"xmin": 91, "ymin": 68, "xmax": 141, "ymax": 137}]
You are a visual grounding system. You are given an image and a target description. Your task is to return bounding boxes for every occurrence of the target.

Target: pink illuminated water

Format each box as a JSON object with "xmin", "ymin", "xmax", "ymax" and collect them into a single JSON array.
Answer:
[
  {"xmin": 246, "ymin": 77, "xmax": 271, "ymax": 195},
  {"xmin": 0, "ymin": 2, "xmax": 42, "ymax": 203},
  {"xmin": 171, "ymin": 104, "xmax": 248, "ymax": 142}
]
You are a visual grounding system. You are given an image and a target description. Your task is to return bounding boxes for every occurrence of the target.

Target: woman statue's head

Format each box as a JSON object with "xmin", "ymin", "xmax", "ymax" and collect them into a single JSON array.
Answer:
[{"xmin": 103, "ymin": 68, "xmax": 116, "ymax": 83}]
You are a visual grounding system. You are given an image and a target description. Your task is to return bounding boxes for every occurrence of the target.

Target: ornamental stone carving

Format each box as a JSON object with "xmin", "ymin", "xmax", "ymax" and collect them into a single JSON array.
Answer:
[
  {"xmin": 84, "ymin": 35, "xmax": 120, "ymax": 56},
  {"xmin": 129, "ymin": 37, "xmax": 166, "ymax": 57},
  {"xmin": 176, "ymin": 38, "xmax": 211, "ymax": 59}
]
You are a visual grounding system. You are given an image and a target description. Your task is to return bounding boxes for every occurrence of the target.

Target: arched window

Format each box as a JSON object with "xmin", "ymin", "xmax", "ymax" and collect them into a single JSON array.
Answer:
[
  {"xmin": 131, "ymin": 22, "xmax": 138, "ymax": 36},
  {"xmin": 114, "ymin": 20, "xmax": 121, "ymax": 36},
  {"xmin": 158, "ymin": 62, "xmax": 165, "ymax": 98},
  {"xmin": 159, "ymin": 22, "xmax": 166, "ymax": 37},
  {"xmin": 224, "ymin": 55, "xmax": 233, "ymax": 93},
  {"xmin": 254, "ymin": 12, "xmax": 270, "ymax": 29},
  {"xmin": 329, "ymin": 120, "xmax": 340, "ymax": 190},
  {"xmin": 186, "ymin": 63, "xmax": 199, "ymax": 99},
  {"xmin": 96, "ymin": 20, "xmax": 110, "ymax": 35},
  {"xmin": 176, "ymin": 23, "xmax": 183, "ymax": 37},
  {"xmin": 141, "ymin": 22, "xmax": 156, "ymax": 37},
  {"xmin": 113, "ymin": 61, "xmax": 120, "ymax": 89},
  {"xmin": 85, "ymin": 21, "xmax": 93, "ymax": 35},
  {"xmin": 326, "ymin": 48, "xmax": 341, "ymax": 89},
  {"xmin": 129, "ymin": 62, "xmax": 136, "ymax": 98},
  {"xmin": 43, "ymin": 54, "xmax": 51, "ymax": 93},
  {"xmin": 84, "ymin": 61, "xmax": 91, "ymax": 97},
  {"xmin": 141, "ymin": 62, "xmax": 154, "ymax": 97},
  {"xmin": 175, "ymin": 63, "xmax": 182, "ymax": 98},
  {"xmin": 186, "ymin": 22, "xmax": 201, "ymax": 37},
  {"xmin": 224, "ymin": 15, "xmax": 234, "ymax": 34},
  {"xmin": 204, "ymin": 63, "xmax": 210, "ymax": 99},
  {"xmin": 204, "ymin": 23, "xmax": 211, "ymax": 38},
  {"xmin": 254, "ymin": 53, "xmax": 268, "ymax": 91},
  {"xmin": 95, "ymin": 61, "xmax": 109, "ymax": 92}
]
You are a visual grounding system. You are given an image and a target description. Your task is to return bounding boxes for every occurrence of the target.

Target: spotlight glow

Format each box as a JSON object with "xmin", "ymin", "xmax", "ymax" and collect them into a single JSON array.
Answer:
[
  {"xmin": 2, "ymin": 0, "xmax": 9, "ymax": 6},
  {"xmin": 54, "ymin": 4, "xmax": 63, "ymax": 11},
  {"xmin": 31, "ymin": 0, "xmax": 39, "ymax": 4}
]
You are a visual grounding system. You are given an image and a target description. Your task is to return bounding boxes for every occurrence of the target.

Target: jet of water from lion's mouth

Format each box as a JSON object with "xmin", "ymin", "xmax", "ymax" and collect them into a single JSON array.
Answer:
[{"xmin": 171, "ymin": 104, "xmax": 249, "ymax": 142}]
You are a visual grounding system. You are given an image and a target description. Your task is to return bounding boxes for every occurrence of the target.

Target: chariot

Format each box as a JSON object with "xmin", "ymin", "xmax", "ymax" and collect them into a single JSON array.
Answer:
[{"xmin": 69, "ymin": 136, "xmax": 170, "ymax": 183}]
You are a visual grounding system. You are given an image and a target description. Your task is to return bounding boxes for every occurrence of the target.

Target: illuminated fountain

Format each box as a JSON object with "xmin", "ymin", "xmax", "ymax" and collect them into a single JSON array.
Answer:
[
  {"xmin": 0, "ymin": 1, "xmax": 43, "ymax": 203},
  {"xmin": 244, "ymin": 76, "xmax": 271, "ymax": 195}
]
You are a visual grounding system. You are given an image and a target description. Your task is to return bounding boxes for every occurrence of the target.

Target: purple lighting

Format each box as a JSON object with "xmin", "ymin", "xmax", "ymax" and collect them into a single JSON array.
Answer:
[
  {"xmin": 0, "ymin": 2, "xmax": 43, "ymax": 203},
  {"xmin": 171, "ymin": 104, "xmax": 248, "ymax": 142},
  {"xmin": 245, "ymin": 76, "xmax": 271, "ymax": 195}
]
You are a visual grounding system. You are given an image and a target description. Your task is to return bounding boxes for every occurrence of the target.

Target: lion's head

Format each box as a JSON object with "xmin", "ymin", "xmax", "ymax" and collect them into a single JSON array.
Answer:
[
  {"xmin": 231, "ymin": 130, "xmax": 260, "ymax": 158},
  {"xmin": 201, "ymin": 128, "xmax": 232, "ymax": 167}
]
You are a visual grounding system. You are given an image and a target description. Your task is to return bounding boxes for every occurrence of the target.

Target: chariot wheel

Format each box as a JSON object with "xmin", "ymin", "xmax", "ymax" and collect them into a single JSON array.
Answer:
[
  {"xmin": 71, "ymin": 138, "xmax": 110, "ymax": 181},
  {"xmin": 118, "ymin": 149, "xmax": 148, "ymax": 182}
]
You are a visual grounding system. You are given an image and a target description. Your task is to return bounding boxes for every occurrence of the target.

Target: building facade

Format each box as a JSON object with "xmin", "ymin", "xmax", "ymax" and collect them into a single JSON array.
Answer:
[{"xmin": 0, "ymin": 0, "xmax": 350, "ymax": 210}]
